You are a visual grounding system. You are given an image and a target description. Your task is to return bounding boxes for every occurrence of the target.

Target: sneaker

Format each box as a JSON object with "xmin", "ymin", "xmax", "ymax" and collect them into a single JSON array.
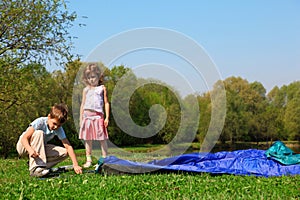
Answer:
[
  {"xmin": 94, "ymin": 164, "xmax": 100, "ymax": 171},
  {"xmin": 50, "ymin": 165, "xmax": 74, "ymax": 173},
  {"xmin": 61, "ymin": 165, "xmax": 74, "ymax": 171},
  {"xmin": 30, "ymin": 167, "xmax": 50, "ymax": 177}
]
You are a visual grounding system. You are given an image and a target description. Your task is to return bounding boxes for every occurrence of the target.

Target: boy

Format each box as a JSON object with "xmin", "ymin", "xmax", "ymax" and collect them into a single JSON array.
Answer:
[{"xmin": 16, "ymin": 103, "xmax": 82, "ymax": 177}]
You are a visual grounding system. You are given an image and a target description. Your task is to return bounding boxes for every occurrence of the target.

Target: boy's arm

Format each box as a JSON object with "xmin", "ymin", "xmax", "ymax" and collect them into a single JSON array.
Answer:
[
  {"xmin": 61, "ymin": 138, "xmax": 82, "ymax": 174},
  {"xmin": 21, "ymin": 126, "xmax": 40, "ymax": 158}
]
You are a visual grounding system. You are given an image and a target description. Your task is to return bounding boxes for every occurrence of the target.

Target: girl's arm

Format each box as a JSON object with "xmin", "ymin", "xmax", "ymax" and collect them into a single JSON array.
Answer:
[
  {"xmin": 79, "ymin": 87, "xmax": 87, "ymax": 127},
  {"xmin": 103, "ymin": 86, "xmax": 110, "ymax": 127}
]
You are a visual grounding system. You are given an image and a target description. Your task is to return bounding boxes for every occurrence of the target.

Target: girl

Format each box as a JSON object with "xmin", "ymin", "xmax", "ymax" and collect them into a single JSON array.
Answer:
[{"xmin": 79, "ymin": 63, "xmax": 110, "ymax": 168}]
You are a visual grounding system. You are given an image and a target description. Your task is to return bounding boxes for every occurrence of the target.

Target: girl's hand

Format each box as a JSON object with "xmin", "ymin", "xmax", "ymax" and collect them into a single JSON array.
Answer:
[{"xmin": 104, "ymin": 118, "xmax": 109, "ymax": 127}]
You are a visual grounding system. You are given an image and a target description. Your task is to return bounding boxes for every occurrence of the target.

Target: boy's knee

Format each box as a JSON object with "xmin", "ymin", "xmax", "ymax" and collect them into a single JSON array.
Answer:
[
  {"xmin": 30, "ymin": 130, "xmax": 45, "ymax": 142},
  {"xmin": 33, "ymin": 130, "xmax": 44, "ymax": 137},
  {"xmin": 64, "ymin": 148, "xmax": 68, "ymax": 156}
]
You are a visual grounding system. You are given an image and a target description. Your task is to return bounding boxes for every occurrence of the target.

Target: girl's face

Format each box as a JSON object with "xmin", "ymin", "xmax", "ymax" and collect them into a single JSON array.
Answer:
[{"xmin": 86, "ymin": 72, "xmax": 99, "ymax": 86}]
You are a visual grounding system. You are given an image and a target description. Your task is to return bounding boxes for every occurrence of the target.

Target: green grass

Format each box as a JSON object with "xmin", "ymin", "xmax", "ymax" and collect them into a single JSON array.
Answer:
[{"xmin": 1, "ymin": 148, "xmax": 300, "ymax": 200}]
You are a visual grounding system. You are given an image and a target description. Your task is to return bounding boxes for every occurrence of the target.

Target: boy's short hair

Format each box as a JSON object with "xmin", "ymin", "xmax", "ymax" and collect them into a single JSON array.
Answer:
[{"xmin": 49, "ymin": 103, "xmax": 68, "ymax": 124}]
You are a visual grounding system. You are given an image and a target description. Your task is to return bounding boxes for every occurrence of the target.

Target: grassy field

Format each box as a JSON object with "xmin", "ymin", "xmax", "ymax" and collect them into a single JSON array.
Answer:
[{"xmin": 1, "ymin": 147, "xmax": 300, "ymax": 200}]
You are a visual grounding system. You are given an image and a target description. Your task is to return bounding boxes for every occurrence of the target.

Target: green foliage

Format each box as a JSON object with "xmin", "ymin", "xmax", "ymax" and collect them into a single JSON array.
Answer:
[
  {"xmin": 1, "ymin": 0, "xmax": 299, "ymax": 161},
  {"xmin": 0, "ymin": 0, "xmax": 78, "ymax": 156},
  {"xmin": 0, "ymin": 62, "xmax": 56, "ymax": 157},
  {"xmin": 0, "ymin": 0, "xmax": 77, "ymax": 66},
  {"xmin": 1, "ymin": 56, "xmax": 300, "ymax": 157},
  {"xmin": 198, "ymin": 77, "xmax": 300, "ymax": 146},
  {"xmin": 221, "ymin": 77, "xmax": 252, "ymax": 143},
  {"xmin": 1, "ymin": 59, "xmax": 300, "ymax": 157},
  {"xmin": 129, "ymin": 82, "xmax": 182, "ymax": 144},
  {"xmin": 283, "ymin": 82, "xmax": 300, "ymax": 140},
  {"xmin": 196, "ymin": 93, "xmax": 211, "ymax": 143}
]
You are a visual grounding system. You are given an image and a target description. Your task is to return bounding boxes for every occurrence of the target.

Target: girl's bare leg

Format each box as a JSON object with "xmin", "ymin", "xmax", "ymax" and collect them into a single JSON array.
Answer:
[
  {"xmin": 100, "ymin": 140, "xmax": 108, "ymax": 158},
  {"xmin": 83, "ymin": 140, "xmax": 93, "ymax": 168}
]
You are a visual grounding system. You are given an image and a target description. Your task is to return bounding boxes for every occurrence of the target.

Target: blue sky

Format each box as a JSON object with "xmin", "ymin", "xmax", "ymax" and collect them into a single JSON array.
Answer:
[{"xmin": 48, "ymin": 0, "xmax": 300, "ymax": 93}]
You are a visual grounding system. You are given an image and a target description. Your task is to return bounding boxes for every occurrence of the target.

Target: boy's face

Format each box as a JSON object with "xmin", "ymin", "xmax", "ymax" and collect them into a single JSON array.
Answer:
[{"xmin": 47, "ymin": 115, "xmax": 62, "ymax": 131}]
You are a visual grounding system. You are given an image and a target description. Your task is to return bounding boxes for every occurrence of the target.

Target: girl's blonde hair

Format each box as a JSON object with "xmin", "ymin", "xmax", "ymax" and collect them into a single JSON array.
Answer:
[{"xmin": 82, "ymin": 63, "xmax": 104, "ymax": 86}]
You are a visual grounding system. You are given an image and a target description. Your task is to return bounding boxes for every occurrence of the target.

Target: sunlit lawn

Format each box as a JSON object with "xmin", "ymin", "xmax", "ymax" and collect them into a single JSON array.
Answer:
[{"xmin": 1, "ymin": 146, "xmax": 300, "ymax": 200}]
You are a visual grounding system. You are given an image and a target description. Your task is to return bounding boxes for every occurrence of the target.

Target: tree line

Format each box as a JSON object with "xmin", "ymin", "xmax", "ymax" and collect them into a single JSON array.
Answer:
[
  {"xmin": 1, "ymin": 0, "xmax": 299, "ymax": 158},
  {"xmin": 1, "ymin": 61, "xmax": 300, "ymax": 157}
]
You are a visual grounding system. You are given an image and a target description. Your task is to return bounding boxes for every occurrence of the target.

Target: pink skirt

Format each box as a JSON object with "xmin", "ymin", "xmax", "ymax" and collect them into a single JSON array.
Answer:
[{"xmin": 79, "ymin": 110, "xmax": 109, "ymax": 141}]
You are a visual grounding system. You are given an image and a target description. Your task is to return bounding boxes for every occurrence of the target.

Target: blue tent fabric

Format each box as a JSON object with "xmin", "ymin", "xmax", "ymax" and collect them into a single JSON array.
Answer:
[
  {"xmin": 265, "ymin": 141, "xmax": 300, "ymax": 165},
  {"xmin": 101, "ymin": 144, "xmax": 300, "ymax": 177},
  {"xmin": 102, "ymin": 150, "xmax": 300, "ymax": 177}
]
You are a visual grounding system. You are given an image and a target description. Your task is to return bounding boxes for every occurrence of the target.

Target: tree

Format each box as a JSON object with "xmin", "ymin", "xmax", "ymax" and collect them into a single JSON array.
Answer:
[
  {"xmin": 219, "ymin": 77, "xmax": 268, "ymax": 144},
  {"xmin": 0, "ymin": 63, "xmax": 55, "ymax": 158},
  {"xmin": 53, "ymin": 60, "xmax": 83, "ymax": 148},
  {"xmin": 284, "ymin": 98, "xmax": 300, "ymax": 140},
  {"xmin": 0, "ymin": 0, "xmax": 77, "ymax": 66},
  {"xmin": 222, "ymin": 77, "xmax": 250, "ymax": 144},
  {"xmin": 283, "ymin": 82, "xmax": 300, "ymax": 140},
  {"xmin": 265, "ymin": 86, "xmax": 286, "ymax": 142},
  {"xmin": 0, "ymin": 0, "xmax": 77, "ymax": 157},
  {"xmin": 247, "ymin": 82, "xmax": 268, "ymax": 144},
  {"xmin": 196, "ymin": 92, "xmax": 211, "ymax": 143}
]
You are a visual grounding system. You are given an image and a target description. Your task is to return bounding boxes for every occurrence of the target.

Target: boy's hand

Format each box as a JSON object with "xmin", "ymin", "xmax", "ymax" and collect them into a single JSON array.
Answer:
[
  {"xmin": 29, "ymin": 150, "xmax": 39, "ymax": 158},
  {"xmin": 73, "ymin": 165, "xmax": 82, "ymax": 174}
]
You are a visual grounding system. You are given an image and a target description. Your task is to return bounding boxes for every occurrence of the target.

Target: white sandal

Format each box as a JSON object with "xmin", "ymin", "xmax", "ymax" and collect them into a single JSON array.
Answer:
[{"xmin": 83, "ymin": 161, "xmax": 92, "ymax": 168}]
